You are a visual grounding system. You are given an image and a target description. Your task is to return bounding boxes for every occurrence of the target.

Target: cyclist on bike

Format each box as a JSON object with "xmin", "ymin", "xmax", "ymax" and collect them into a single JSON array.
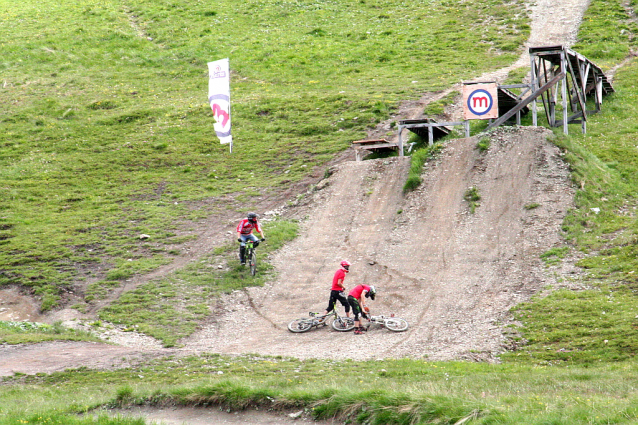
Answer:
[
  {"xmin": 347, "ymin": 284, "xmax": 376, "ymax": 335},
  {"xmin": 322, "ymin": 260, "xmax": 352, "ymax": 319},
  {"xmin": 236, "ymin": 212, "xmax": 265, "ymax": 265}
]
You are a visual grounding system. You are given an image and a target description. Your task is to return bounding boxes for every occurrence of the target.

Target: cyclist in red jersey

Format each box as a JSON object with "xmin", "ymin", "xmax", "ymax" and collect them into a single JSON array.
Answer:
[
  {"xmin": 322, "ymin": 260, "xmax": 352, "ymax": 318},
  {"xmin": 236, "ymin": 212, "xmax": 265, "ymax": 265},
  {"xmin": 348, "ymin": 284, "xmax": 376, "ymax": 335}
]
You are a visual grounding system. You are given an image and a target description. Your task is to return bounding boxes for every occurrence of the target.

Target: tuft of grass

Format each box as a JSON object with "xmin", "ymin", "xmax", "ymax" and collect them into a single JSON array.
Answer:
[
  {"xmin": 540, "ymin": 246, "xmax": 570, "ymax": 266},
  {"xmin": 403, "ymin": 142, "xmax": 444, "ymax": 193},
  {"xmin": 0, "ymin": 320, "xmax": 99, "ymax": 345},
  {"xmin": 476, "ymin": 136, "xmax": 491, "ymax": 152},
  {"xmin": 524, "ymin": 202, "xmax": 540, "ymax": 210},
  {"xmin": 463, "ymin": 186, "xmax": 481, "ymax": 213}
]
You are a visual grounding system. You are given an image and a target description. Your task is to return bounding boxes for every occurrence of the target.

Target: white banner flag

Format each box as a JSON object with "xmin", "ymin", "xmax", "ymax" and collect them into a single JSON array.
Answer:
[{"xmin": 208, "ymin": 58, "xmax": 232, "ymax": 147}]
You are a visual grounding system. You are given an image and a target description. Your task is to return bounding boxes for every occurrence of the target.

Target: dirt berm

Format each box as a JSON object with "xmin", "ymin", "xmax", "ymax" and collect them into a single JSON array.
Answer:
[{"xmin": 184, "ymin": 126, "xmax": 575, "ymax": 362}]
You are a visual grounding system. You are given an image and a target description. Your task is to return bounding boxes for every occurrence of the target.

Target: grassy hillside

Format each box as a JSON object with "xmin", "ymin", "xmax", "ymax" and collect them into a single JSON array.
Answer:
[
  {"xmin": 0, "ymin": 0, "xmax": 529, "ymax": 312},
  {"xmin": 2, "ymin": 0, "xmax": 638, "ymax": 424}
]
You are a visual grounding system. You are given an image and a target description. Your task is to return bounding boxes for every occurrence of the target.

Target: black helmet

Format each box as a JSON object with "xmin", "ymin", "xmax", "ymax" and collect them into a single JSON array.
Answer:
[{"xmin": 247, "ymin": 212, "xmax": 258, "ymax": 222}]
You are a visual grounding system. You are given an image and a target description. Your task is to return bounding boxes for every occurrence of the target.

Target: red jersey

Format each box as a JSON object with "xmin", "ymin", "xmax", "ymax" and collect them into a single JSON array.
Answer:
[
  {"xmin": 349, "ymin": 284, "xmax": 371, "ymax": 300},
  {"xmin": 236, "ymin": 219, "xmax": 262, "ymax": 235},
  {"xmin": 332, "ymin": 269, "xmax": 346, "ymax": 291}
]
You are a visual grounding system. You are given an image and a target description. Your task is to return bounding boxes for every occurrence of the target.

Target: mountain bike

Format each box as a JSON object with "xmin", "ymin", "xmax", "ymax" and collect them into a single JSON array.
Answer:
[
  {"xmin": 240, "ymin": 239, "xmax": 262, "ymax": 276},
  {"xmin": 365, "ymin": 314, "xmax": 409, "ymax": 332},
  {"xmin": 288, "ymin": 309, "xmax": 355, "ymax": 333}
]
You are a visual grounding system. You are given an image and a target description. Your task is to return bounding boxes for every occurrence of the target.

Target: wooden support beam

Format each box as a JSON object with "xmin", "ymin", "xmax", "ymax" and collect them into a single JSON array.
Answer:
[
  {"xmin": 567, "ymin": 54, "xmax": 587, "ymax": 121},
  {"xmin": 485, "ymin": 72, "xmax": 565, "ymax": 131}
]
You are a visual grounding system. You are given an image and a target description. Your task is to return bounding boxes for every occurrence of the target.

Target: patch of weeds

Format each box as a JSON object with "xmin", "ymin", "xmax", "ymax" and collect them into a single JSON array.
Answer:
[
  {"xmin": 85, "ymin": 280, "xmax": 121, "ymax": 301},
  {"xmin": 0, "ymin": 320, "xmax": 98, "ymax": 345},
  {"xmin": 423, "ymin": 92, "xmax": 458, "ymax": 117},
  {"xmin": 463, "ymin": 186, "xmax": 481, "ymax": 213},
  {"xmin": 524, "ymin": 202, "xmax": 540, "ymax": 210},
  {"xmin": 540, "ymin": 247, "xmax": 570, "ymax": 266},
  {"xmin": 403, "ymin": 142, "xmax": 444, "ymax": 193},
  {"xmin": 87, "ymin": 100, "xmax": 117, "ymax": 110},
  {"xmin": 476, "ymin": 137, "xmax": 491, "ymax": 152}
]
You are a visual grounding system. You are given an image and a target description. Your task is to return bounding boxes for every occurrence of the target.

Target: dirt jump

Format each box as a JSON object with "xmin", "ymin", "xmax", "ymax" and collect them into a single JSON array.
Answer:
[{"xmin": 184, "ymin": 126, "xmax": 574, "ymax": 361}]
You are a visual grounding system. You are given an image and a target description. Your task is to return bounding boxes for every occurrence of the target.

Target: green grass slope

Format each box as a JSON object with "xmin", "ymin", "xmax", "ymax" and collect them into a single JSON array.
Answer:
[{"xmin": 0, "ymin": 0, "xmax": 529, "ymax": 311}]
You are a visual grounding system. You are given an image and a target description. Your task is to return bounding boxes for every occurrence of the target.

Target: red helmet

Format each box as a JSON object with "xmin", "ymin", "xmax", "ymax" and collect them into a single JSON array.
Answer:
[{"xmin": 340, "ymin": 260, "xmax": 351, "ymax": 270}]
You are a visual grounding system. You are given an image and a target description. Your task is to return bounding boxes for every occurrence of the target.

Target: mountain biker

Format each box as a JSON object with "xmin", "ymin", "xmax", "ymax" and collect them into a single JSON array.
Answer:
[
  {"xmin": 348, "ymin": 284, "xmax": 376, "ymax": 335},
  {"xmin": 322, "ymin": 260, "xmax": 352, "ymax": 319},
  {"xmin": 236, "ymin": 212, "xmax": 265, "ymax": 265}
]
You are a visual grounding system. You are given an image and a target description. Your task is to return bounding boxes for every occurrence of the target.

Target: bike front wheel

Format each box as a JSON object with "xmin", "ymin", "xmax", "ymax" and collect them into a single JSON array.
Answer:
[
  {"xmin": 331, "ymin": 317, "xmax": 355, "ymax": 332},
  {"xmin": 384, "ymin": 318, "xmax": 409, "ymax": 332},
  {"xmin": 288, "ymin": 318, "xmax": 313, "ymax": 333},
  {"xmin": 249, "ymin": 250, "xmax": 257, "ymax": 276}
]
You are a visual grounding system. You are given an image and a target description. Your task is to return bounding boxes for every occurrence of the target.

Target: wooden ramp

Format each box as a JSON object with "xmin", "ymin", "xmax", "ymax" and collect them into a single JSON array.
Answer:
[
  {"xmin": 351, "ymin": 139, "xmax": 399, "ymax": 161},
  {"xmin": 497, "ymin": 86, "xmax": 530, "ymax": 122},
  {"xmin": 399, "ymin": 118, "xmax": 452, "ymax": 140},
  {"xmin": 487, "ymin": 46, "xmax": 614, "ymax": 134}
]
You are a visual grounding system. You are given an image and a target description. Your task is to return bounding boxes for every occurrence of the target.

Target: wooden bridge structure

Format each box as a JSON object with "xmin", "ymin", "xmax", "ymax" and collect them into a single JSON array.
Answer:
[
  {"xmin": 352, "ymin": 45, "xmax": 614, "ymax": 160},
  {"xmin": 486, "ymin": 45, "xmax": 614, "ymax": 134}
]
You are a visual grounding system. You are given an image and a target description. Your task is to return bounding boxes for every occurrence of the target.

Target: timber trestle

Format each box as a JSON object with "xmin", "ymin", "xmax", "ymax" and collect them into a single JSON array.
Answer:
[{"xmin": 487, "ymin": 45, "xmax": 614, "ymax": 134}]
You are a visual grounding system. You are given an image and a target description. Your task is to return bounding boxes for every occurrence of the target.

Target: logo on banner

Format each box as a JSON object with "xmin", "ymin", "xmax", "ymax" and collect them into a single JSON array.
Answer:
[
  {"xmin": 209, "ymin": 94, "xmax": 230, "ymax": 136},
  {"xmin": 211, "ymin": 65, "xmax": 226, "ymax": 79}
]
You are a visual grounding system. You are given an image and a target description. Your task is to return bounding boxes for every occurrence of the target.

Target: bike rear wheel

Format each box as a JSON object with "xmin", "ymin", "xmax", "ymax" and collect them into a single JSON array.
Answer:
[
  {"xmin": 331, "ymin": 317, "xmax": 355, "ymax": 332},
  {"xmin": 384, "ymin": 318, "xmax": 409, "ymax": 332},
  {"xmin": 288, "ymin": 318, "xmax": 313, "ymax": 333},
  {"xmin": 249, "ymin": 249, "xmax": 257, "ymax": 276}
]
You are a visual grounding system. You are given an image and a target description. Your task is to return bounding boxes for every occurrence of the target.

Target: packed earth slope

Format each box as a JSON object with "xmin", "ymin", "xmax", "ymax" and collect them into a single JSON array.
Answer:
[{"xmin": 185, "ymin": 127, "xmax": 574, "ymax": 361}]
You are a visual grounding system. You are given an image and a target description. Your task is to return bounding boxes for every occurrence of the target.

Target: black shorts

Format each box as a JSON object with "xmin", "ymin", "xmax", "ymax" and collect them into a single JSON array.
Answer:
[
  {"xmin": 348, "ymin": 295, "xmax": 363, "ymax": 320},
  {"xmin": 327, "ymin": 290, "xmax": 350, "ymax": 313}
]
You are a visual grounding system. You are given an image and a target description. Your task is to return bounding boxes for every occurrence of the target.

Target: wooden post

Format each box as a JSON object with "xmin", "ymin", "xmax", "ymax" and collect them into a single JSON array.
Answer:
[
  {"xmin": 561, "ymin": 50, "xmax": 568, "ymax": 135},
  {"xmin": 531, "ymin": 53, "xmax": 538, "ymax": 126}
]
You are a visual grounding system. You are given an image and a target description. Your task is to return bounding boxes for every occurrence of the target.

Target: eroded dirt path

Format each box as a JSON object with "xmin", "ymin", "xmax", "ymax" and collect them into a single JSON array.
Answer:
[{"xmin": 184, "ymin": 127, "xmax": 574, "ymax": 361}]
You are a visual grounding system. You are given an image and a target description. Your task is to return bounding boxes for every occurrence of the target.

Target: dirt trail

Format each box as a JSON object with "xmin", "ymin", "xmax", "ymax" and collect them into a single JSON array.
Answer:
[
  {"xmin": 1, "ymin": 0, "xmax": 592, "ymax": 377},
  {"xmin": 184, "ymin": 127, "xmax": 573, "ymax": 361}
]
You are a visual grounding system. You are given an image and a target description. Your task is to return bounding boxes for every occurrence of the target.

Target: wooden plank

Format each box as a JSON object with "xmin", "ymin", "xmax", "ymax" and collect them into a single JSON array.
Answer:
[
  {"xmin": 352, "ymin": 139, "xmax": 389, "ymax": 145},
  {"xmin": 354, "ymin": 143, "xmax": 399, "ymax": 150}
]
